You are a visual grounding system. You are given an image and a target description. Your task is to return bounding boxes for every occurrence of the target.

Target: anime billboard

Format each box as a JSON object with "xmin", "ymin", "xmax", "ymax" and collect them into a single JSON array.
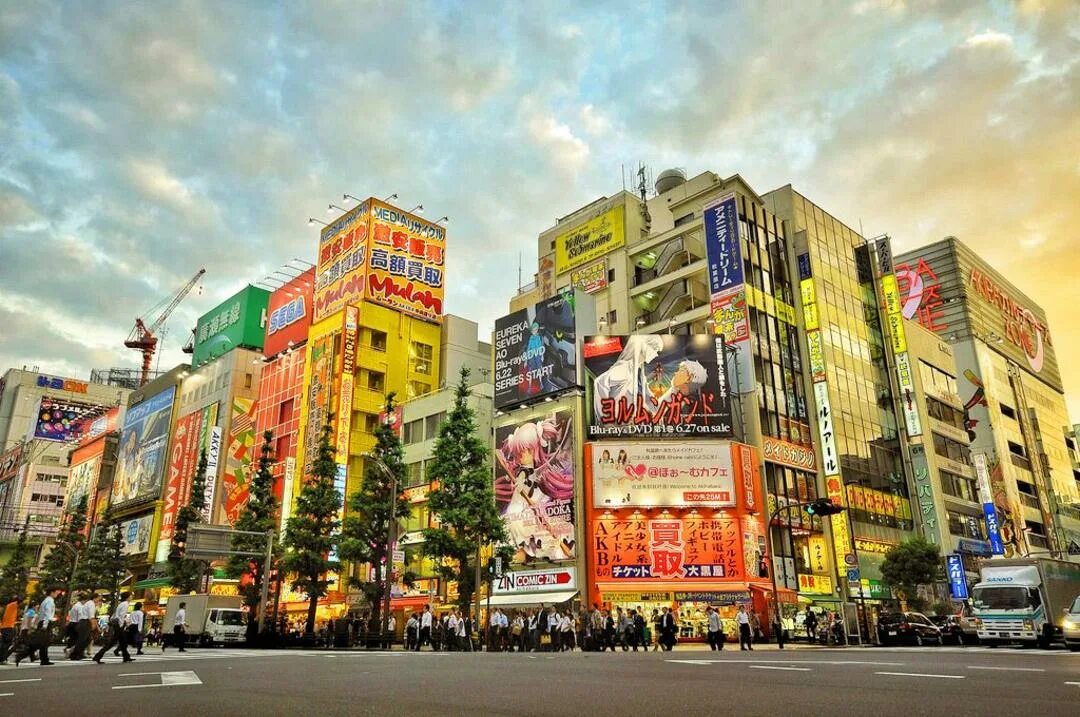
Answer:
[{"xmin": 493, "ymin": 292, "xmax": 579, "ymax": 409}]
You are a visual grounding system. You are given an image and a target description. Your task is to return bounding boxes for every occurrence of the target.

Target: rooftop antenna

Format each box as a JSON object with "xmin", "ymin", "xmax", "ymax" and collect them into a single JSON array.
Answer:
[
  {"xmin": 621, "ymin": 163, "xmax": 626, "ymax": 192},
  {"xmin": 518, "ymin": 251, "xmax": 522, "ymax": 291},
  {"xmin": 637, "ymin": 163, "xmax": 652, "ymax": 227}
]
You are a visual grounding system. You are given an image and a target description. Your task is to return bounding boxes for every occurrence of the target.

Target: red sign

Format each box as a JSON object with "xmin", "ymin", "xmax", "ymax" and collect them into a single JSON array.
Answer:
[
  {"xmin": 895, "ymin": 257, "xmax": 948, "ymax": 332},
  {"xmin": 591, "ymin": 515, "xmax": 747, "ymax": 582},
  {"xmin": 160, "ymin": 411, "xmax": 202, "ymax": 544},
  {"xmin": 264, "ymin": 268, "xmax": 314, "ymax": 358},
  {"xmin": 733, "ymin": 442, "xmax": 760, "ymax": 514}
]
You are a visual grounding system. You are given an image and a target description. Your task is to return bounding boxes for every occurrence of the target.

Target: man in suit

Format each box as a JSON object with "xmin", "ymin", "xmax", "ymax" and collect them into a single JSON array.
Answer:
[{"xmin": 660, "ymin": 607, "xmax": 677, "ymax": 651}]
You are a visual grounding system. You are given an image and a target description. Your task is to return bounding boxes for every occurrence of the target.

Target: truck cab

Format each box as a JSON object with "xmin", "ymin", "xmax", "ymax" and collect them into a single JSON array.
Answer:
[
  {"xmin": 972, "ymin": 559, "xmax": 1080, "ymax": 649},
  {"xmin": 204, "ymin": 608, "xmax": 247, "ymax": 646}
]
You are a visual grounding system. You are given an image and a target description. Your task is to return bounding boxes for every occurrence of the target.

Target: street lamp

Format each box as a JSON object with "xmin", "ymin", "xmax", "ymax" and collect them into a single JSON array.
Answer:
[
  {"xmin": 307, "ymin": 217, "xmax": 329, "ymax": 227},
  {"xmin": 409, "ymin": 204, "xmax": 424, "ymax": 214},
  {"xmin": 363, "ymin": 453, "xmax": 398, "ymax": 649},
  {"xmin": 327, "ymin": 203, "xmax": 350, "ymax": 215}
]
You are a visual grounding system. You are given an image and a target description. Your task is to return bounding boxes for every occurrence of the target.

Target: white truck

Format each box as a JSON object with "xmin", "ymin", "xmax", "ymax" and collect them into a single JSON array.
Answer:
[
  {"xmin": 163, "ymin": 595, "xmax": 247, "ymax": 647},
  {"xmin": 971, "ymin": 558, "xmax": 1080, "ymax": 649}
]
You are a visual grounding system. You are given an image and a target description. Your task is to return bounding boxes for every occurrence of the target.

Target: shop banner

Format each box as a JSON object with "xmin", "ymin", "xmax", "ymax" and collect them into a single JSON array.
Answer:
[
  {"xmin": 223, "ymin": 397, "xmax": 258, "ymax": 524},
  {"xmin": 494, "ymin": 568, "xmax": 577, "ymax": 595},
  {"xmin": 265, "ymin": 267, "xmax": 314, "ymax": 357},
  {"xmin": 555, "ymin": 205, "xmax": 625, "ymax": 273},
  {"xmin": 203, "ymin": 426, "xmax": 222, "ymax": 522},
  {"xmin": 761, "ymin": 436, "xmax": 817, "ymax": 472},
  {"xmin": 592, "ymin": 516, "xmax": 747, "ymax": 581},
  {"xmin": 33, "ymin": 396, "xmax": 104, "ymax": 442},
  {"xmin": 112, "ymin": 386, "xmax": 176, "ymax": 507},
  {"xmin": 584, "ymin": 335, "xmax": 733, "ymax": 439},
  {"xmin": 812, "ymin": 382, "xmax": 839, "ymax": 476},
  {"xmin": 702, "ymin": 193, "xmax": 744, "ymax": 294},
  {"xmin": 493, "ymin": 409, "xmax": 576, "ymax": 564},
  {"xmin": 366, "ymin": 199, "xmax": 446, "ymax": 322},
  {"xmin": 946, "ymin": 554, "xmax": 968, "ymax": 599},
  {"xmin": 570, "ymin": 260, "xmax": 608, "ymax": 294},
  {"xmin": 494, "ymin": 292, "xmax": 579, "ymax": 409},
  {"xmin": 157, "ymin": 402, "xmax": 218, "ymax": 562},
  {"xmin": 314, "ymin": 202, "xmax": 369, "ymax": 323},
  {"xmin": 709, "ymin": 287, "xmax": 755, "ymax": 394},
  {"xmin": 590, "ymin": 441, "xmax": 735, "ymax": 508},
  {"xmin": 119, "ymin": 513, "xmax": 154, "ymax": 557}
]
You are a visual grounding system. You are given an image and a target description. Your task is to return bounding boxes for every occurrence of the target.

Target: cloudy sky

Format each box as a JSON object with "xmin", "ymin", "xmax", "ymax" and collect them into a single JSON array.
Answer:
[{"xmin": 1, "ymin": 1, "xmax": 1077, "ymax": 415}]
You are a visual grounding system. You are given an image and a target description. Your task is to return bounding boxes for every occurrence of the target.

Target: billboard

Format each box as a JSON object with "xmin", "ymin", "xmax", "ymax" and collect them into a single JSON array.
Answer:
[
  {"xmin": 265, "ymin": 267, "xmax": 314, "ymax": 357},
  {"xmin": 111, "ymin": 386, "xmax": 176, "ymax": 507},
  {"xmin": 366, "ymin": 199, "xmax": 447, "ymax": 322},
  {"xmin": 158, "ymin": 403, "xmax": 218, "ymax": 560},
  {"xmin": 192, "ymin": 285, "xmax": 271, "ymax": 366},
  {"xmin": 222, "ymin": 397, "xmax": 258, "ymax": 524},
  {"xmin": 570, "ymin": 260, "xmax": 608, "ymax": 294},
  {"xmin": 77, "ymin": 407, "xmax": 120, "ymax": 447},
  {"xmin": 119, "ymin": 513, "xmax": 154, "ymax": 557},
  {"xmin": 493, "ymin": 292, "xmax": 579, "ymax": 409},
  {"xmin": 703, "ymin": 193, "xmax": 745, "ymax": 294},
  {"xmin": 584, "ymin": 335, "xmax": 733, "ymax": 439},
  {"xmin": 555, "ymin": 205, "xmax": 625, "ymax": 273},
  {"xmin": 300, "ymin": 317, "xmax": 340, "ymax": 475},
  {"xmin": 314, "ymin": 203, "xmax": 369, "ymax": 322},
  {"xmin": 589, "ymin": 441, "xmax": 735, "ymax": 508},
  {"xmin": 33, "ymin": 397, "xmax": 104, "ymax": 442},
  {"xmin": 66, "ymin": 454, "xmax": 100, "ymax": 510},
  {"xmin": 592, "ymin": 515, "xmax": 753, "ymax": 581},
  {"xmin": 493, "ymin": 408, "xmax": 576, "ymax": 565}
]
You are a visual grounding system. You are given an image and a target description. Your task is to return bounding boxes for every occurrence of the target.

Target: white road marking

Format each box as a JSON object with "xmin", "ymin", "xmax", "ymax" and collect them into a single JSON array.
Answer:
[
  {"xmin": 667, "ymin": 659, "xmax": 903, "ymax": 666},
  {"xmin": 0, "ymin": 678, "xmax": 41, "ymax": 684},
  {"xmin": 1064, "ymin": 682, "xmax": 1080, "ymax": 686},
  {"xmin": 0, "ymin": 693, "xmax": 12, "ymax": 697},
  {"xmin": 875, "ymin": 672, "xmax": 965, "ymax": 680},
  {"xmin": 749, "ymin": 665, "xmax": 811, "ymax": 671},
  {"xmin": 113, "ymin": 670, "xmax": 202, "ymax": 690},
  {"xmin": 967, "ymin": 666, "xmax": 1045, "ymax": 672}
]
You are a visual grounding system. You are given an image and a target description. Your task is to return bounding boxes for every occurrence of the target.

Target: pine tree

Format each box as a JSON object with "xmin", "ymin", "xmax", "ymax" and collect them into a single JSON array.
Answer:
[
  {"xmin": 0, "ymin": 522, "xmax": 33, "ymax": 604},
  {"xmin": 78, "ymin": 518, "xmax": 127, "ymax": 611},
  {"xmin": 422, "ymin": 368, "xmax": 509, "ymax": 612},
  {"xmin": 36, "ymin": 494, "xmax": 89, "ymax": 613},
  {"xmin": 339, "ymin": 393, "xmax": 408, "ymax": 632},
  {"xmin": 169, "ymin": 450, "xmax": 209, "ymax": 594},
  {"xmin": 227, "ymin": 429, "xmax": 280, "ymax": 631},
  {"xmin": 282, "ymin": 420, "xmax": 342, "ymax": 635}
]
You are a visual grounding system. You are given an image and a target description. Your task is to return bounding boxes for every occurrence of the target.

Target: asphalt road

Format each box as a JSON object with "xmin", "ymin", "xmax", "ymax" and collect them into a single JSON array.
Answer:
[{"xmin": 2, "ymin": 644, "xmax": 1077, "ymax": 716}]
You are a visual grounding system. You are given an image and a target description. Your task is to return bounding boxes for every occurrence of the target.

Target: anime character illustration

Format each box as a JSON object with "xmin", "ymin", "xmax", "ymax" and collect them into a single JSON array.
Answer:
[
  {"xmin": 654, "ymin": 360, "xmax": 708, "ymax": 407},
  {"xmin": 592, "ymin": 335, "xmax": 664, "ymax": 419},
  {"xmin": 494, "ymin": 412, "xmax": 575, "ymax": 564},
  {"xmin": 962, "ymin": 368, "xmax": 987, "ymax": 441}
]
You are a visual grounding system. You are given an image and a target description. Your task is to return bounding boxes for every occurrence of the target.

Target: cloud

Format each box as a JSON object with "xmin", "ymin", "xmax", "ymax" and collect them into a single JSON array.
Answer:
[{"xmin": 963, "ymin": 29, "xmax": 1014, "ymax": 49}]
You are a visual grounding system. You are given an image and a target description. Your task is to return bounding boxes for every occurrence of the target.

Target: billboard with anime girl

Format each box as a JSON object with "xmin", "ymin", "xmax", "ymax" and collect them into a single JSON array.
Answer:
[{"xmin": 493, "ymin": 409, "xmax": 576, "ymax": 565}]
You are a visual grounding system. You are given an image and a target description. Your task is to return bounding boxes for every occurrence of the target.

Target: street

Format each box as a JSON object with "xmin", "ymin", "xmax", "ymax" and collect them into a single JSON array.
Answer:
[{"xmin": 2, "ymin": 645, "xmax": 1076, "ymax": 716}]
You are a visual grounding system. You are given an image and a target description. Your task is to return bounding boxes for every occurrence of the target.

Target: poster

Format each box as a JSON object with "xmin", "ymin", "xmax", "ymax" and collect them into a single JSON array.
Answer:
[
  {"xmin": 66, "ymin": 455, "xmax": 100, "ymax": 509},
  {"xmin": 555, "ymin": 205, "xmax": 625, "ymax": 273},
  {"xmin": 119, "ymin": 513, "xmax": 154, "ymax": 557},
  {"xmin": 591, "ymin": 516, "xmax": 747, "ymax": 581},
  {"xmin": 493, "ymin": 292, "xmax": 578, "ymax": 409},
  {"xmin": 590, "ymin": 441, "xmax": 735, "ymax": 508},
  {"xmin": 493, "ymin": 409, "xmax": 576, "ymax": 564},
  {"xmin": 222, "ymin": 397, "xmax": 258, "ymax": 524},
  {"xmin": 111, "ymin": 386, "xmax": 176, "ymax": 506},
  {"xmin": 33, "ymin": 397, "xmax": 104, "ymax": 442},
  {"xmin": 584, "ymin": 335, "xmax": 733, "ymax": 439},
  {"xmin": 158, "ymin": 403, "xmax": 218, "ymax": 561},
  {"xmin": 570, "ymin": 260, "xmax": 608, "ymax": 294},
  {"xmin": 702, "ymin": 193, "xmax": 744, "ymax": 294},
  {"xmin": 366, "ymin": 199, "xmax": 446, "ymax": 322}
]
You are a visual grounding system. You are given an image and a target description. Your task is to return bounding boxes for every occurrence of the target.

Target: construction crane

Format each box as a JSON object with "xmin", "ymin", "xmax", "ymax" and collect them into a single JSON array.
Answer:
[{"xmin": 125, "ymin": 268, "xmax": 206, "ymax": 386}]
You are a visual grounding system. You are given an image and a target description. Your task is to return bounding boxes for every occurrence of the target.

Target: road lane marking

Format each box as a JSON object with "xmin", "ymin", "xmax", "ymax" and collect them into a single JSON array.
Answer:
[
  {"xmin": 0, "ymin": 678, "xmax": 41, "ymax": 684},
  {"xmin": 875, "ymin": 672, "xmax": 964, "ymax": 680},
  {"xmin": 749, "ymin": 665, "xmax": 811, "ymax": 671},
  {"xmin": 1065, "ymin": 682, "xmax": 1080, "ymax": 686},
  {"xmin": 113, "ymin": 670, "xmax": 202, "ymax": 690},
  {"xmin": 967, "ymin": 666, "xmax": 1045, "ymax": 672},
  {"xmin": 666, "ymin": 659, "xmax": 903, "ymax": 666}
]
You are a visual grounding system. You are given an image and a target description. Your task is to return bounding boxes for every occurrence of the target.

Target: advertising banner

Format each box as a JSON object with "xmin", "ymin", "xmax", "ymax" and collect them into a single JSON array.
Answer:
[
  {"xmin": 590, "ymin": 441, "xmax": 735, "ymax": 508},
  {"xmin": 494, "ymin": 292, "xmax": 579, "ymax": 409},
  {"xmin": 972, "ymin": 453, "xmax": 1005, "ymax": 555},
  {"xmin": 192, "ymin": 285, "xmax": 271, "ymax": 366},
  {"xmin": 570, "ymin": 260, "xmax": 608, "ymax": 294},
  {"xmin": 112, "ymin": 386, "xmax": 176, "ymax": 506},
  {"xmin": 157, "ymin": 402, "xmax": 218, "ymax": 560},
  {"xmin": 336, "ymin": 306, "xmax": 358, "ymax": 460},
  {"xmin": 314, "ymin": 203, "xmax": 369, "ymax": 323},
  {"xmin": 946, "ymin": 554, "xmax": 968, "ymax": 599},
  {"xmin": 119, "ymin": 513, "xmax": 154, "ymax": 557},
  {"xmin": 493, "ymin": 409, "xmax": 576, "ymax": 564},
  {"xmin": 66, "ymin": 454, "xmax": 100, "ymax": 510},
  {"xmin": 592, "ymin": 516, "xmax": 748, "ymax": 581},
  {"xmin": 584, "ymin": 335, "xmax": 733, "ymax": 439},
  {"xmin": 33, "ymin": 397, "xmax": 104, "ymax": 442},
  {"xmin": 493, "ymin": 567, "xmax": 577, "ymax": 595},
  {"xmin": 222, "ymin": 397, "xmax": 258, "ymax": 524},
  {"xmin": 265, "ymin": 267, "xmax": 315, "ymax": 357},
  {"xmin": 203, "ymin": 426, "xmax": 222, "ymax": 523},
  {"xmin": 555, "ymin": 205, "xmax": 625, "ymax": 273},
  {"xmin": 709, "ymin": 287, "xmax": 754, "ymax": 394},
  {"xmin": 366, "ymin": 199, "xmax": 446, "ymax": 322},
  {"xmin": 702, "ymin": 193, "xmax": 745, "ymax": 294},
  {"xmin": 761, "ymin": 435, "xmax": 817, "ymax": 472},
  {"xmin": 77, "ymin": 407, "xmax": 120, "ymax": 447},
  {"xmin": 302, "ymin": 319, "xmax": 340, "ymax": 475}
]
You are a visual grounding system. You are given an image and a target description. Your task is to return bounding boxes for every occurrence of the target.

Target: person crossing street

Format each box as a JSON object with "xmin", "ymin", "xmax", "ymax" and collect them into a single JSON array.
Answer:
[
  {"xmin": 162, "ymin": 601, "xmax": 188, "ymax": 652},
  {"xmin": 16, "ymin": 586, "xmax": 62, "ymax": 666},
  {"xmin": 93, "ymin": 591, "xmax": 133, "ymax": 663},
  {"xmin": 737, "ymin": 604, "xmax": 754, "ymax": 651}
]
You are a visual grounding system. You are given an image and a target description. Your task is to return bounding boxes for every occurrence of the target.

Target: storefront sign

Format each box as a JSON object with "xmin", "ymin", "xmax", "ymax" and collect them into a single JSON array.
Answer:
[
  {"xmin": 896, "ymin": 256, "xmax": 949, "ymax": 332},
  {"xmin": 957, "ymin": 539, "xmax": 992, "ymax": 557},
  {"xmin": 494, "ymin": 568, "xmax": 576, "ymax": 595},
  {"xmin": 761, "ymin": 436, "xmax": 817, "ymax": 472},
  {"xmin": 973, "ymin": 453, "xmax": 1004, "ymax": 555},
  {"xmin": 280, "ymin": 456, "xmax": 295, "ymax": 538},
  {"xmin": 119, "ymin": 513, "xmax": 154, "ymax": 557},
  {"xmin": 33, "ymin": 397, "xmax": 104, "ymax": 442},
  {"xmin": 203, "ymin": 426, "xmax": 222, "ymax": 522},
  {"xmin": 946, "ymin": 554, "xmax": 968, "ymax": 599},
  {"xmin": 315, "ymin": 202, "xmax": 369, "ymax": 322},
  {"xmin": 367, "ymin": 199, "xmax": 447, "ymax": 322},
  {"xmin": 854, "ymin": 538, "xmax": 896, "ymax": 555},
  {"xmin": 895, "ymin": 352, "xmax": 922, "ymax": 437},
  {"xmin": 673, "ymin": 591, "xmax": 751, "ymax": 604},
  {"xmin": 36, "ymin": 375, "xmax": 88, "ymax": 393},
  {"xmin": 592, "ymin": 516, "xmax": 753, "ymax": 582},
  {"xmin": 606, "ymin": 592, "xmax": 672, "ymax": 603},
  {"xmin": 808, "ymin": 534, "xmax": 830, "ymax": 574},
  {"xmin": 910, "ymin": 444, "xmax": 940, "ymax": 545},
  {"xmin": 335, "ymin": 305, "xmax": 358, "ymax": 460},
  {"xmin": 555, "ymin": 205, "xmax": 625, "ymax": 273},
  {"xmin": 969, "ymin": 267, "xmax": 1052, "ymax": 373},
  {"xmin": 806, "ymin": 330, "xmax": 825, "ymax": 382},
  {"xmin": 494, "ymin": 292, "xmax": 579, "ymax": 409},
  {"xmin": 192, "ymin": 285, "xmax": 270, "ymax": 366},
  {"xmin": 709, "ymin": 287, "xmax": 754, "ymax": 394},
  {"xmin": 570, "ymin": 260, "xmax": 608, "ymax": 294},
  {"xmin": 813, "ymin": 382, "xmax": 839, "ymax": 477},
  {"xmin": 590, "ymin": 441, "xmax": 735, "ymax": 508},
  {"xmin": 798, "ymin": 574, "xmax": 833, "ymax": 595},
  {"xmin": 733, "ymin": 443, "xmax": 759, "ymax": 514}
]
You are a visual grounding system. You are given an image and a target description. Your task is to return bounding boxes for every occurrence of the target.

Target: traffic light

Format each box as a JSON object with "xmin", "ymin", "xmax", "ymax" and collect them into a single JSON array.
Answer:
[{"xmin": 804, "ymin": 498, "xmax": 846, "ymax": 517}]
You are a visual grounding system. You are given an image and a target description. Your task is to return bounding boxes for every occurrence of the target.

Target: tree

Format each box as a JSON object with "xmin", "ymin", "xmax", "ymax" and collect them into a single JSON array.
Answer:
[
  {"xmin": 169, "ymin": 450, "xmax": 209, "ymax": 594},
  {"xmin": 227, "ymin": 429, "xmax": 280, "ymax": 632},
  {"xmin": 282, "ymin": 420, "xmax": 342, "ymax": 635},
  {"xmin": 339, "ymin": 394, "xmax": 408, "ymax": 632},
  {"xmin": 0, "ymin": 522, "xmax": 33, "ymax": 604},
  {"xmin": 881, "ymin": 537, "xmax": 945, "ymax": 611},
  {"xmin": 35, "ymin": 494, "xmax": 88, "ymax": 612},
  {"xmin": 78, "ymin": 518, "xmax": 126, "ymax": 612},
  {"xmin": 422, "ymin": 368, "xmax": 509, "ymax": 612}
]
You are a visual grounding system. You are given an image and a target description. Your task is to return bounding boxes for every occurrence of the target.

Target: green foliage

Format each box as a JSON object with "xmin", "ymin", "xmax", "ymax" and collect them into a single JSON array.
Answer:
[
  {"xmin": 227, "ymin": 430, "xmax": 281, "ymax": 619},
  {"xmin": 35, "ymin": 494, "xmax": 88, "ymax": 609},
  {"xmin": 881, "ymin": 537, "xmax": 945, "ymax": 609},
  {"xmin": 169, "ymin": 450, "xmax": 209, "ymax": 594},
  {"xmin": 421, "ymin": 369, "xmax": 509, "ymax": 612},
  {"xmin": 283, "ymin": 420, "xmax": 342, "ymax": 634},
  {"xmin": 77, "ymin": 519, "xmax": 127, "ymax": 612},
  {"xmin": 0, "ymin": 523, "xmax": 33, "ymax": 605},
  {"xmin": 339, "ymin": 393, "xmax": 409, "ymax": 629}
]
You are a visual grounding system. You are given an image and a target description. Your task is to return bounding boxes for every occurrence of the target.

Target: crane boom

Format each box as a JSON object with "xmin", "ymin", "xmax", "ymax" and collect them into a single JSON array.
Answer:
[{"xmin": 125, "ymin": 268, "xmax": 206, "ymax": 386}]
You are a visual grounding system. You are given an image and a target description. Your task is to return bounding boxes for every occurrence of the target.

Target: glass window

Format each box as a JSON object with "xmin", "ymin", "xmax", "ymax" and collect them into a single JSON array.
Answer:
[
  {"xmin": 369, "ymin": 330, "xmax": 387, "ymax": 351},
  {"xmin": 403, "ymin": 420, "xmax": 423, "ymax": 444},
  {"xmin": 408, "ymin": 381, "xmax": 431, "ymax": 399},
  {"xmin": 411, "ymin": 342, "xmax": 433, "ymax": 375},
  {"xmin": 425, "ymin": 412, "xmax": 445, "ymax": 439},
  {"xmin": 367, "ymin": 371, "xmax": 385, "ymax": 392}
]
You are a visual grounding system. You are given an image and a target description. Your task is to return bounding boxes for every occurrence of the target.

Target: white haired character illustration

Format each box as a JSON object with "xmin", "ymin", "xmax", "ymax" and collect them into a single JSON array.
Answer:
[
  {"xmin": 592, "ymin": 335, "xmax": 664, "ymax": 419},
  {"xmin": 655, "ymin": 359, "xmax": 708, "ymax": 407}
]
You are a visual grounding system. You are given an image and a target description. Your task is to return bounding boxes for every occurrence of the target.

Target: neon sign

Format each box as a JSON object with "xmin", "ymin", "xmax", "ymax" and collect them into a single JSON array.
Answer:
[{"xmin": 895, "ymin": 258, "xmax": 948, "ymax": 332}]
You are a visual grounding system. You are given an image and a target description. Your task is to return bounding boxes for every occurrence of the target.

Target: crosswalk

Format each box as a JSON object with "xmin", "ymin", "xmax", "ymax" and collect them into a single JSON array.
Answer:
[{"xmin": 0, "ymin": 647, "xmax": 452, "ymax": 670}]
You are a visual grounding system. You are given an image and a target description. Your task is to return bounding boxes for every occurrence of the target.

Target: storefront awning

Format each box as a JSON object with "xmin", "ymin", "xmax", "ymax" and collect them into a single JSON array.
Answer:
[
  {"xmin": 749, "ymin": 584, "xmax": 799, "ymax": 605},
  {"xmin": 485, "ymin": 591, "xmax": 578, "ymax": 607},
  {"xmin": 133, "ymin": 577, "xmax": 171, "ymax": 590}
]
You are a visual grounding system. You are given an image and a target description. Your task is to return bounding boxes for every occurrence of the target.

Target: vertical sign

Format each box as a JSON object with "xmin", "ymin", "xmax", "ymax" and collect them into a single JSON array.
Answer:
[
  {"xmin": 910, "ymin": 444, "xmax": 940, "ymax": 545},
  {"xmin": 946, "ymin": 554, "xmax": 968, "ymax": 599},
  {"xmin": 704, "ymin": 193, "xmax": 753, "ymax": 393},
  {"xmin": 973, "ymin": 453, "xmax": 1004, "ymax": 555},
  {"xmin": 875, "ymin": 237, "xmax": 921, "ymax": 438},
  {"xmin": 280, "ymin": 456, "xmax": 296, "ymax": 539},
  {"xmin": 203, "ymin": 426, "xmax": 222, "ymax": 522},
  {"xmin": 336, "ymin": 305, "xmax": 358, "ymax": 460}
]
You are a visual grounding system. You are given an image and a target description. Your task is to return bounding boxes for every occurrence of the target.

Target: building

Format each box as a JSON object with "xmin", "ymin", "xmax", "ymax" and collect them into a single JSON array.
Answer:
[{"xmin": 896, "ymin": 237, "xmax": 1080, "ymax": 557}]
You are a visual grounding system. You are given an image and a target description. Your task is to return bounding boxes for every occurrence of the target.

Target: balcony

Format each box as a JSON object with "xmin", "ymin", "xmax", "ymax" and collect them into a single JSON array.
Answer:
[
  {"xmin": 636, "ymin": 277, "xmax": 710, "ymax": 327},
  {"xmin": 631, "ymin": 232, "xmax": 705, "ymax": 286}
]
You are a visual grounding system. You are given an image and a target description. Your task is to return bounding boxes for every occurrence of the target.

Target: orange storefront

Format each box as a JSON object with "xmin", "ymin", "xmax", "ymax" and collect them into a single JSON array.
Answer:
[{"xmin": 584, "ymin": 442, "xmax": 796, "ymax": 641}]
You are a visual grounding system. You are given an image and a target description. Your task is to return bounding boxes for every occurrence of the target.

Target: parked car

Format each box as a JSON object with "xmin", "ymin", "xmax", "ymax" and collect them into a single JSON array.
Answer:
[
  {"xmin": 1064, "ymin": 594, "xmax": 1080, "ymax": 652},
  {"xmin": 956, "ymin": 604, "xmax": 980, "ymax": 645},
  {"xmin": 930, "ymin": 615, "xmax": 967, "ymax": 645},
  {"xmin": 876, "ymin": 612, "xmax": 942, "ymax": 646}
]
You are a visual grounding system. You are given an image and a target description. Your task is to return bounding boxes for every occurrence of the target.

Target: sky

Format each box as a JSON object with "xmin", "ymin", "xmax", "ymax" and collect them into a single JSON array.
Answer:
[{"xmin": 1, "ymin": 0, "xmax": 1077, "ymax": 417}]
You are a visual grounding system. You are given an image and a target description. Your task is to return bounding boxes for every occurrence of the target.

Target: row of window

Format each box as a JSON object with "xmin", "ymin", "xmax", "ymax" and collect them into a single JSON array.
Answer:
[
  {"xmin": 403, "ymin": 413, "xmax": 446, "ymax": 445},
  {"xmin": 933, "ymin": 432, "xmax": 972, "ymax": 466},
  {"xmin": 927, "ymin": 397, "xmax": 965, "ymax": 432}
]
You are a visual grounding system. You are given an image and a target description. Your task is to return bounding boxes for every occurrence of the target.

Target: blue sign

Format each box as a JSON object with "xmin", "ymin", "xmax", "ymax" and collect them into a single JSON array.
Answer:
[
  {"xmin": 982, "ymin": 502, "xmax": 1004, "ymax": 555},
  {"xmin": 797, "ymin": 253, "xmax": 812, "ymax": 281},
  {"xmin": 846, "ymin": 568, "xmax": 860, "ymax": 582},
  {"xmin": 703, "ymin": 194, "xmax": 744, "ymax": 295},
  {"xmin": 268, "ymin": 296, "xmax": 306, "ymax": 335},
  {"xmin": 946, "ymin": 554, "xmax": 968, "ymax": 599},
  {"xmin": 956, "ymin": 538, "xmax": 992, "ymax": 557},
  {"xmin": 126, "ymin": 520, "xmax": 139, "ymax": 544}
]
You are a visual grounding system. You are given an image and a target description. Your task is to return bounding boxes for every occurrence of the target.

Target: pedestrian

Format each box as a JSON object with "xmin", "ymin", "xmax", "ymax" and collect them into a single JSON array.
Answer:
[
  {"xmin": 706, "ymin": 606, "xmax": 723, "ymax": 651},
  {"xmin": 69, "ymin": 593, "xmax": 95, "ymax": 661},
  {"xmin": 455, "ymin": 610, "xmax": 468, "ymax": 651},
  {"xmin": 163, "ymin": 601, "xmax": 188, "ymax": 652},
  {"xmin": 446, "ymin": 610, "xmax": 459, "ymax": 651},
  {"xmin": 94, "ymin": 591, "xmax": 133, "ymax": 664},
  {"xmin": 751, "ymin": 611, "xmax": 763, "ymax": 644},
  {"xmin": 386, "ymin": 613, "xmax": 396, "ymax": 650},
  {"xmin": 737, "ymin": 604, "xmax": 753, "ymax": 651},
  {"xmin": 0, "ymin": 595, "xmax": 19, "ymax": 664},
  {"xmin": 604, "ymin": 609, "xmax": 616, "ymax": 651},
  {"xmin": 17, "ymin": 602, "xmax": 37, "ymax": 663},
  {"xmin": 17, "ymin": 586, "xmax": 62, "ymax": 666},
  {"xmin": 661, "ymin": 606, "xmax": 677, "ymax": 651},
  {"xmin": 499, "ymin": 608, "xmax": 510, "ymax": 651},
  {"xmin": 632, "ymin": 609, "xmax": 646, "ymax": 652},
  {"xmin": 405, "ymin": 613, "xmax": 418, "ymax": 651},
  {"xmin": 488, "ymin": 608, "xmax": 501, "ymax": 652},
  {"xmin": 804, "ymin": 608, "xmax": 818, "ymax": 643},
  {"xmin": 419, "ymin": 604, "xmax": 432, "ymax": 651},
  {"xmin": 63, "ymin": 598, "xmax": 79, "ymax": 656},
  {"xmin": 558, "ymin": 610, "xmax": 573, "ymax": 651},
  {"xmin": 129, "ymin": 602, "xmax": 145, "ymax": 655}
]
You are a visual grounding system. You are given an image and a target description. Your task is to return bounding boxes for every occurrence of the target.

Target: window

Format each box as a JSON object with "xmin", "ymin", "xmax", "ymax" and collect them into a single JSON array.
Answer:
[
  {"xmin": 403, "ymin": 420, "xmax": 423, "ymax": 445},
  {"xmin": 607, "ymin": 268, "xmax": 616, "ymax": 284},
  {"xmin": 926, "ymin": 397, "xmax": 965, "ymax": 431},
  {"xmin": 244, "ymin": 373, "xmax": 253, "ymax": 389},
  {"xmin": 408, "ymin": 381, "xmax": 430, "ymax": 399},
  {"xmin": 947, "ymin": 510, "xmax": 985, "ymax": 540},
  {"xmin": 1007, "ymin": 441, "xmax": 1025, "ymax": 458},
  {"xmin": 278, "ymin": 398, "xmax": 294, "ymax": 425},
  {"xmin": 411, "ymin": 342, "xmax": 433, "ymax": 375},
  {"xmin": 364, "ymin": 413, "xmax": 380, "ymax": 433},
  {"xmin": 607, "ymin": 309, "xmax": 617, "ymax": 325},
  {"xmin": 933, "ymin": 433, "xmax": 971, "ymax": 465},
  {"xmin": 367, "ymin": 371, "xmax": 385, "ymax": 392},
  {"xmin": 406, "ymin": 461, "xmax": 425, "ymax": 487},
  {"xmin": 674, "ymin": 212, "xmax": 695, "ymax": 227},
  {"xmin": 369, "ymin": 330, "xmax": 387, "ymax": 351},
  {"xmin": 425, "ymin": 412, "xmax": 445, "ymax": 440},
  {"xmin": 940, "ymin": 471, "xmax": 977, "ymax": 502},
  {"xmin": 1000, "ymin": 403, "xmax": 1016, "ymax": 420}
]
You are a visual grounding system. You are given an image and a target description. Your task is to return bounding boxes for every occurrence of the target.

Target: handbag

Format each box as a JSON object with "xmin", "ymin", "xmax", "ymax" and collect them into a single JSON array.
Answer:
[
  {"xmin": 511, "ymin": 625, "xmax": 523, "ymax": 636},
  {"xmin": 540, "ymin": 634, "xmax": 552, "ymax": 645}
]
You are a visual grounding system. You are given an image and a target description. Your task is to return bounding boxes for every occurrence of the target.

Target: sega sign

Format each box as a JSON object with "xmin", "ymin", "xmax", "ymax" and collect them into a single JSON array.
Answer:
[{"xmin": 263, "ymin": 268, "xmax": 315, "ymax": 357}]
